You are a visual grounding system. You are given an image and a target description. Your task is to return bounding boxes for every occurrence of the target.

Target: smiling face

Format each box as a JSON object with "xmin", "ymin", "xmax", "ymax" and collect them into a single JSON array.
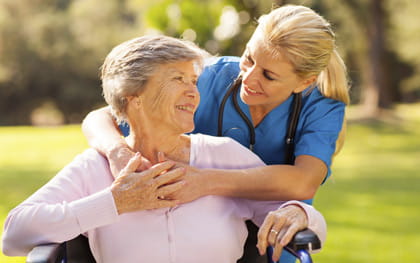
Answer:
[
  {"xmin": 239, "ymin": 31, "xmax": 312, "ymax": 113},
  {"xmin": 136, "ymin": 60, "xmax": 200, "ymax": 135}
]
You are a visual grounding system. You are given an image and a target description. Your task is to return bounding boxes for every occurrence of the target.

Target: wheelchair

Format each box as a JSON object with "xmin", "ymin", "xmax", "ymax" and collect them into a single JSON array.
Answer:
[{"xmin": 25, "ymin": 228, "xmax": 320, "ymax": 263}]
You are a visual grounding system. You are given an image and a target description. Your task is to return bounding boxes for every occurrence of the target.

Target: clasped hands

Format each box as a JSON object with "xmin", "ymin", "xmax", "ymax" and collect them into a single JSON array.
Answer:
[
  {"xmin": 110, "ymin": 152, "xmax": 186, "ymax": 214},
  {"xmin": 108, "ymin": 145, "xmax": 208, "ymax": 208}
]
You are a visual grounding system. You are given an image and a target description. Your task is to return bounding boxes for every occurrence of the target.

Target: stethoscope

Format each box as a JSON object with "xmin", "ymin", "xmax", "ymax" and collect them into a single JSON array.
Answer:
[{"xmin": 217, "ymin": 76, "xmax": 302, "ymax": 164}]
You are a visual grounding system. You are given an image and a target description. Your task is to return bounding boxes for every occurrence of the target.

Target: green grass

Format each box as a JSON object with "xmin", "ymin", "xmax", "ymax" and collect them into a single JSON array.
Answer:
[
  {"xmin": 1, "ymin": 104, "xmax": 420, "ymax": 263},
  {"xmin": 312, "ymin": 104, "xmax": 420, "ymax": 263},
  {"xmin": 0, "ymin": 125, "xmax": 88, "ymax": 263}
]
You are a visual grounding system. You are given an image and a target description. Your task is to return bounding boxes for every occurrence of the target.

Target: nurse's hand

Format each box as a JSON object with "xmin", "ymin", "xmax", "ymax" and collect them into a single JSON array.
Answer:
[
  {"xmin": 107, "ymin": 143, "xmax": 152, "ymax": 178},
  {"xmin": 111, "ymin": 153, "xmax": 185, "ymax": 214},
  {"xmin": 257, "ymin": 205, "xmax": 308, "ymax": 262},
  {"xmin": 163, "ymin": 162, "xmax": 208, "ymax": 204}
]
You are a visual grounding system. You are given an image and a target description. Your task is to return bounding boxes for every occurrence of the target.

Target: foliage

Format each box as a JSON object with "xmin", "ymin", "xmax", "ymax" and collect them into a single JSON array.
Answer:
[
  {"xmin": 1, "ymin": 0, "xmax": 420, "ymax": 125},
  {"xmin": 386, "ymin": 0, "xmax": 420, "ymax": 94},
  {"xmin": 282, "ymin": 0, "xmax": 418, "ymax": 111},
  {"xmin": 0, "ymin": 0, "xmax": 147, "ymax": 125},
  {"xmin": 1, "ymin": 104, "xmax": 420, "ymax": 262}
]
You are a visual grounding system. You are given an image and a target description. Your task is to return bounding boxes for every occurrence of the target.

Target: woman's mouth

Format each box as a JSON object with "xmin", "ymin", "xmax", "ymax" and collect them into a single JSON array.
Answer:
[
  {"xmin": 244, "ymin": 86, "xmax": 263, "ymax": 95},
  {"xmin": 175, "ymin": 104, "xmax": 195, "ymax": 114}
]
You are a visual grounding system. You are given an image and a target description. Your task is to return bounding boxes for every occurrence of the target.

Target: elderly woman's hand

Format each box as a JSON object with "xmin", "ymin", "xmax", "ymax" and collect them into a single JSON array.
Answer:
[
  {"xmin": 107, "ymin": 143, "xmax": 152, "ymax": 178},
  {"xmin": 257, "ymin": 205, "xmax": 308, "ymax": 262},
  {"xmin": 111, "ymin": 153, "xmax": 185, "ymax": 214}
]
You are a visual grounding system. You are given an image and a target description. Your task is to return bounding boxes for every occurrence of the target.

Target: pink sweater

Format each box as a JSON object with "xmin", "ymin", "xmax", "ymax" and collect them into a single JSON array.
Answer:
[{"xmin": 2, "ymin": 134, "xmax": 326, "ymax": 263}]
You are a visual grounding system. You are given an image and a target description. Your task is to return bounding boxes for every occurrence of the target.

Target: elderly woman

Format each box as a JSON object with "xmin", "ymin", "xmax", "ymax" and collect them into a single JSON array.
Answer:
[{"xmin": 2, "ymin": 35, "xmax": 326, "ymax": 263}]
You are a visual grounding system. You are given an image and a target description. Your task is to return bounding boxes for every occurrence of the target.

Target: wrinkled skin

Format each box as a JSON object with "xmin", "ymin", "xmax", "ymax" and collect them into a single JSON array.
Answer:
[
  {"xmin": 110, "ymin": 153, "xmax": 185, "ymax": 214},
  {"xmin": 257, "ymin": 205, "xmax": 308, "ymax": 262}
]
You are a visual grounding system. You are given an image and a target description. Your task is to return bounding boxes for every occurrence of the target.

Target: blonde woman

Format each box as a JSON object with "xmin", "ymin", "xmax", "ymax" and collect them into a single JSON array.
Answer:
[
  {"xmin": 82, "ymin": 4, "xmax": 346, "ymax": 262},
  {"xmin": 2, "ymin": 35, "xmax": 326, "ymax": 263}
]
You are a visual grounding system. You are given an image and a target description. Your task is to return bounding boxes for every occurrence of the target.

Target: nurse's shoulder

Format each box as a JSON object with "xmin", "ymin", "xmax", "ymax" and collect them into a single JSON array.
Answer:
[{"xmin": 198, "ymin": 56, "xmax": 241, "ymax": 95}]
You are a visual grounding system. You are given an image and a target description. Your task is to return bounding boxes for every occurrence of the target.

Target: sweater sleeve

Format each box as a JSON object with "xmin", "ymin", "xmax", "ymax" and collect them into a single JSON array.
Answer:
[
  {"xmin": 281, "ymin": 201, "xmax": 327, "ymax": 253},
  {"xmin": 2, "ymin": 149, "xmax": 119, "ymax": 256}
]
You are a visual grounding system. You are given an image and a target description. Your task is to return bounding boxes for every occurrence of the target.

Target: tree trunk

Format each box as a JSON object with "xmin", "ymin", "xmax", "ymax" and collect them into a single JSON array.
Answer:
[{"xmin": 361, "ymin": 0, "xmax": 392, "ymax": 116}]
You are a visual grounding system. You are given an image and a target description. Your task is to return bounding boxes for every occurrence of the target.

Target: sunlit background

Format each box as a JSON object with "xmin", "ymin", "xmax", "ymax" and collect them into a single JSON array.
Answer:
[{"xmin": 1, "ymin": 0, "xmax": 420, "ymax": 262}]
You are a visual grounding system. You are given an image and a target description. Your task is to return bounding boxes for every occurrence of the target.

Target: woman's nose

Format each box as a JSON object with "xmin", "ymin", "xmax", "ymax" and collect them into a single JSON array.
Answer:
[
  {"xmin": 185, "ymin": 83, "xmax": 199, "ymax": 99},
  {"xmin": 242, "ymin": 65, "xmax": 259, "ymax": 87}
]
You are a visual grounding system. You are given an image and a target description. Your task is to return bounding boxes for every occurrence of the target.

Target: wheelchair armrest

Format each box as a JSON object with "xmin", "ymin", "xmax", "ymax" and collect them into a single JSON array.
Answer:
[
  {"xmin": 26, "ymin": 243, "xmax": 65, "ymax": 263},
  {"xmin": 286, "ymin": 228, "xmax": 321, "ymax": 252}
]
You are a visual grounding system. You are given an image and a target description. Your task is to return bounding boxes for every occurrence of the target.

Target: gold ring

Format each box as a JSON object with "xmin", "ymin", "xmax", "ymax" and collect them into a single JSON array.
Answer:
[{"xmin": 270, "ymin": 229, "xmax": 279, "ymax": 235}]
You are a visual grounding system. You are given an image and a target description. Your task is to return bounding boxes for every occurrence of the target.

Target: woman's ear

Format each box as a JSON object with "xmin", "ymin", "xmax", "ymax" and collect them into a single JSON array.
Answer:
[
  {"xmin": 293, "ymin": 75, "xmax": 317, "ymax": 93},
  {"xmin": 125, "ymin": 96, "xmax": 142, "ymax": 114},
  {"xmin": 135, "ymin": 97, "xmax": 141, "ymax": 108},
  {"xmin": 127, "ymin": 95, "xmax": 142, "ymax": 108}
]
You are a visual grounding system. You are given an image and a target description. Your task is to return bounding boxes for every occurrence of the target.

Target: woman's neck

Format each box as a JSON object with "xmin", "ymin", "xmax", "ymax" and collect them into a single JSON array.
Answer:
[
  {"xmin": 126, "ymin": 128, "xmax": 190, "ymax": 165},
  {"xmin": 249, "ymin": 105, "xmax": 270, "ymax": 127}
]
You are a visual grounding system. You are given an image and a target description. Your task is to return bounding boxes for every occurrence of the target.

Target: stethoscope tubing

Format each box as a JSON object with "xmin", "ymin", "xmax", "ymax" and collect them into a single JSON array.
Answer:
[{"xmin": 217, "ymin": 76, "xmax": 302, "ymax": 164}]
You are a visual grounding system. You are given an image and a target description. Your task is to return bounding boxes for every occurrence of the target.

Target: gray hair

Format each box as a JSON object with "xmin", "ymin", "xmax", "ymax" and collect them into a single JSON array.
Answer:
[{"xmin": 101, "ymin": 35, "xmax": 207, "ymax": 123}]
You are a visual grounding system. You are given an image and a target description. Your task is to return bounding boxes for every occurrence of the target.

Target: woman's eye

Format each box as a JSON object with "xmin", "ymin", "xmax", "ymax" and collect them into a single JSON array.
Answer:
[
  {"xmin": 174, "ymin": 76, "xmax": 184, "ymax": 82},
  {"xmin": 263, "ymin": 71, "xmax": 275, "ymax": 81}
]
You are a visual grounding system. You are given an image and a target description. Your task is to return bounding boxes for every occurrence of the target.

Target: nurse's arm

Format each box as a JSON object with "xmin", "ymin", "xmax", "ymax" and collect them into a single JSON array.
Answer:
[
  {"xmin": 82, "ymin": 106, "xmax": 149, "ymax": 176},
  {"xmin": 195, "ymin": 155, "xmax": 326, "ymax": 201},
  {"xmin": 82, "ymin": 107, "xmax": 124, "ymax": 154}
]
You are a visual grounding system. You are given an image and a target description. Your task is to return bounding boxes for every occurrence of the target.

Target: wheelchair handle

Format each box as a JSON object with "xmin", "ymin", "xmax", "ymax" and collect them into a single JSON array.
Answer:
[{"xmin": 284, "ymin": 228, "xmax": 320, "ymax": 263}]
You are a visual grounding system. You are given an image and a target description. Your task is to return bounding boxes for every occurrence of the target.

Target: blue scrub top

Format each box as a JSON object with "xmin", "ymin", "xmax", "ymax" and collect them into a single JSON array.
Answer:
[{"xmin": 194, "ymin": 56, "xmax": 345, "ymax": 184}]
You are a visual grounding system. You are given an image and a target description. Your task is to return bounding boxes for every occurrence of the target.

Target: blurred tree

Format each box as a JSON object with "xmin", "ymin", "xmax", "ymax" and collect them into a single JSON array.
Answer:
[
  {"xmin": 387, "ymin": 0, "xmax": 420, "ymax": 102},
  {"xmin": 0, "ymin": 0, "xmax": 147, "ymax": 124},
  {"xmin": 296, "ymin": 0, "xmax": 412, "ymax": 116},
  {"xmin": 337, "ymin": 0, "xmax": 392, "ymax": 115},
  {"xmin": 142, "ymin": 0, "xmax": 272, "ymax": 56},
  {"xmin": 270, "ymin": 0, "xmax": 420, "ymax": 116},
  {"xmin": 0, "ymin": 0, "xmax": 419, "ymax": 125},
  {"xmin": 144, "ymin": 0, "xmax": 223, "ymax": 49}
]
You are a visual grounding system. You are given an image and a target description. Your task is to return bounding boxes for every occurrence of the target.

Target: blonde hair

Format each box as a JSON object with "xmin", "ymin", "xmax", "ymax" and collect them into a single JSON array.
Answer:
[
  {"xmin": 101, "ymin": 35, "xmax": 206, "ymax": 123},
  {"xmin": 258, "ymin": 5, "xmax": 350, "ymax": 105},
  {"xmin": 258, "ymin": 5, "xmax": 350, "ymax": 154}
]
